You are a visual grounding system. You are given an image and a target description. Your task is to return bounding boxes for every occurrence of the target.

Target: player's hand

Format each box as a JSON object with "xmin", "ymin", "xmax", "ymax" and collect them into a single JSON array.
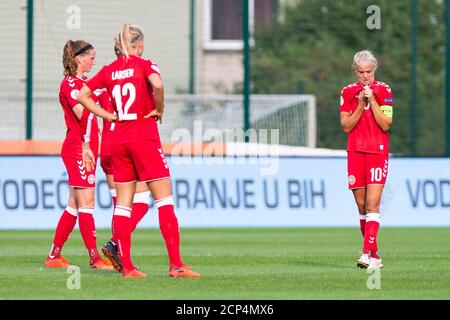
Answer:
[
  {"xmin": 357, "ymin": 90, "xmax": 366, "ymax": 108},
  {"xmin": 82, "ymin": 142, "xmax": 95, "ymax": 172},
  {"xmin": 144, "ymin": 109, "xmax": 163, "ymax": 124},
  {"xmin": 364, "ymin": 85, "xmax": 374, "ymax": 100},
  {"xmin": 107, "ymin": 113, "xmax": 118, "ymax": 122}
]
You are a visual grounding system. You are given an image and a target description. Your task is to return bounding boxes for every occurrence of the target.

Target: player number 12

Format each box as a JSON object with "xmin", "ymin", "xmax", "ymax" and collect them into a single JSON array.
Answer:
[{"xmin": 112, "ymin": 83, "xmax": 137, "ymax": 120}]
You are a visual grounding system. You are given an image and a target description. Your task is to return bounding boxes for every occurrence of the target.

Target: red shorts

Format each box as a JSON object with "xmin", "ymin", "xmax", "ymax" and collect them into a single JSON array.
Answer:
[
  {"xmin": 112, "ymin": 140, "xmax": 171, "ymax": 183},
  {"xmin": 62, "ymin": 157, "xmax": 96, "ymax": 188},
  {"xmin": 100, "ymin": 155, "xmax": 113, "ymax": 175},
  {"xmin": 347, "ymin": 151, "xmax": 388, "ymax": 189}
]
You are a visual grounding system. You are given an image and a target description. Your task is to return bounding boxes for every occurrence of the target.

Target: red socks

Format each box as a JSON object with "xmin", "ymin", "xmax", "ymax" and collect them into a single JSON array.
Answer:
[
  {"xmin": 156, "ymin": 196, "xmax": 182, "ymax": 267},
  {"xmin": 78, "ymin": 207, "xmax": 101, "ymax": 262},
  {"xmin": 363, "ymin": 212, "xmax": 380, "ymax": 257},
  {"xmin": 110, "ymin": 190, "xmax": 149, "ymax": 243},
  {"xmin": 113, "ymin": 206, "xmax": 134, "ymax": 271},
  {"xmin": 49, "ymin": 206, "xmax": 78, "ymax": 258},
  {"xmin": 359, "ymin": 214, "xmax": 367, "ymax": 237}
]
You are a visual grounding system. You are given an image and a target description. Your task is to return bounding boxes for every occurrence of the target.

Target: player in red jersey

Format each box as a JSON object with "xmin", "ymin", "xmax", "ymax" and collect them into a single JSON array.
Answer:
[
  {"xmin": 81, "ymin": 45, "xmax": 159, "ymax": 274},
  {"xmin": 77, "ymin": 24, "xmax": 200, "ymax": 278},
  {"xmin": 45, "ymin": 40, "xmax": 112, "ymax": 270},
  {"xmin": 340, "ymin": 50, "xmax": 393, "ymax": 269}
]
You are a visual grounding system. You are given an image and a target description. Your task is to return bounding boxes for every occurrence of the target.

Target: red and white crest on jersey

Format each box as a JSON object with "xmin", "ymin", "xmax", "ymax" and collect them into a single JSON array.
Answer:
[{"xmin": 339, "ymin": 80, "xmax": 393, "ymax": 154}]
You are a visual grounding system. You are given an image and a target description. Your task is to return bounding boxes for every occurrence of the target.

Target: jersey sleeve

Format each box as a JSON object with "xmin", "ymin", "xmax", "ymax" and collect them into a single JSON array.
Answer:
[
  {"xmin": 62, "ymin": 80, "xmax": 82, "ymax": 109},
  {"xmin": 143, "ymin": 58, "xmax": 161, "ymax": 79},
  {"xmin": 380, "ymin": 84, "xmax": 394, "ymax": 106},
  {"xmin": 378, "ymin": 83, "xmax": 394, "ymax": 118},
  {"xmin": 86, "ymin": 66, "xmax": 107, "ymax": 92},
  {"xmin": 339, "ymin": 87, "xmax": 352, "ymax": 113}
]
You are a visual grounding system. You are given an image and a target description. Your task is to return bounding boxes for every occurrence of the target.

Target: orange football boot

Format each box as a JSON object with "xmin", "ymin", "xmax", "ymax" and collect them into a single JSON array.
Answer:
[
  {"xmin": 90, "ymin": 257, "xmax": 114, "ymax": 270},
  {"xmin": 169, "ymin": 264, "xmax": 201, "ymax": 278},
  {"xmin": 45, "ymin": 256, "xmax": 71, "ymax": 268},
  {"xmin": 122, "ymin": 268, "xmax": 147, "ymax": 278}
]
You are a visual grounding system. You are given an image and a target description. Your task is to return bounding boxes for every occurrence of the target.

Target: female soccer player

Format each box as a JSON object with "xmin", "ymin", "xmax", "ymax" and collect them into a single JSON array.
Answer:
[
  {"xmin": 84, "ymin": 45, "xmax": 157, "ymax": 274},
  {"xmin": 78, "ymin": 24, "xmax": 200, "ymax": 278},
  {"xmin": 45, "ymin": 40, "xmax": 113, "ymax": 270},
  {"xmin": 339, "ymin": 50, "xmax": 393, "ymax": 269}
]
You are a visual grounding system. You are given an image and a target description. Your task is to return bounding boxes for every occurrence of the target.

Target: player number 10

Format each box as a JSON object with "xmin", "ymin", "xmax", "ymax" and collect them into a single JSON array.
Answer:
[
  {"xmin": 370, "ymin": 167, "xmax": 383, "ymax": 182},
  {"xmin": 112, "ymin": 83, "xmax": 137, "ymax": 120}
]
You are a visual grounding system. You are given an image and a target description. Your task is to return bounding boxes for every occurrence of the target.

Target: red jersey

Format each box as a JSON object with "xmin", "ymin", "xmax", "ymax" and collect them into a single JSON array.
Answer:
[
  {"xmin": 59, "ymin": 76, "xmax": 99, "ymax": 159},
  {"xmin": 339, "ymin": 80, "xmax": 393, "ymax": 154},
  {"xmin": 80, "ymin": 89, "xmax": 115, "ymax": 157},
  {"xmin": 86, "ymin": 55, "xmax": 161, "ymax": 145}
]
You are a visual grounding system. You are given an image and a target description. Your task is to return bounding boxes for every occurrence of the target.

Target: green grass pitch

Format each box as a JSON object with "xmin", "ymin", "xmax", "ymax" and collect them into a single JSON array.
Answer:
[{"xmin": 0, "ymin": 227, "xmax": 449, "ymax": 299}]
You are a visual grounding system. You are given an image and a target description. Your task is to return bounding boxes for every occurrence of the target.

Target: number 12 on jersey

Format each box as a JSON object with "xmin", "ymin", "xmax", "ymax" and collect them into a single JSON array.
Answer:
[{"xmin": 112, "ymin": 83, "xmax": 137, "ymax": 120}]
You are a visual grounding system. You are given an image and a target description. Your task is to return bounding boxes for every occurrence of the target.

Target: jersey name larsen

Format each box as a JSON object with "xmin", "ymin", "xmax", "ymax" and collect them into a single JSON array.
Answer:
[{"xmin": 111, "ymin": 68, "xmax": 134, "ymax": 80}]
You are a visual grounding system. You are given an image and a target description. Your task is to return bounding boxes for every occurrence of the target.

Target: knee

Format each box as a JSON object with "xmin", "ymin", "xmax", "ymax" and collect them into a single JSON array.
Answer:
[
  {"xmin": 365, "ymin": 200, "xmax": 380, "ymax": 213},
  {"xmin": 354, "ymin": 200, "xmax": 365, "ymax": 214},
  {"xmin": 78, "ymin": 197, "xmax": 95, "ymax": 208}
]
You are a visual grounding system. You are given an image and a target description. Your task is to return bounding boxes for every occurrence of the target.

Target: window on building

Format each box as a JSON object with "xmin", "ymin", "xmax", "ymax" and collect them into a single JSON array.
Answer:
[{"xmin": 204, "ymin": 0, "xmax": 278, "ymax": 50}]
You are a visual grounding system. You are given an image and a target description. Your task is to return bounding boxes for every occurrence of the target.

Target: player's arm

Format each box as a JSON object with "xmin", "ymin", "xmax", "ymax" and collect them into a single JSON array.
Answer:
[
  {"xmin": 77, "ymin": 84, "xmax": 117, "ymax": 122},
  {"xmin": 77, "ymin": 85, "xmax": 116, "ymax": 171},
  {"xmin": 72, "ymin": 104, "xmax": 84, "ymax": 120},
  {"xmin": 144, "ymin": 73, "xmax": 165, "ymax": 123},
  {"xmin": 365, "ymin": 86, "xmax": 393, "ymax": 132},
  {"xmin": 340, "ymin": 91, "xmax": 366, "ymax": 133}
]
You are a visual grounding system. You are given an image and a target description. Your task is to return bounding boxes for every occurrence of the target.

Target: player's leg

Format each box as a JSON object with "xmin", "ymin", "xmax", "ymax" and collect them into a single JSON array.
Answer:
[
  {"xmin": 135, "ymin": 140, "xmax": 199, "ymax": 278},
  {"xmin": 364, "ymin": 154, "xmax": 389, "ymax": 269},
  {"xmin": 114, "ymin": 181, "xmax": 146, "ymax": 277},
  {"xmin": 100, "ymin": 155, "xmax": 117, "ymax": 240},
  {"xmin": 45, "ymin": 186, "xmax": 78, "ymax": 268},
  {"xmin": 348, "ymin": 151, "xmax": 371, "ymax": 268},
  {"xmin": 75, "ymin": 187, "xmax": 112, "ymax": 270},
  {"xmin": 100, "ymin": 170, "xmax": 125, "ymax": 272},
  {"xmin": 146, "ymin": 178, "xmax": 200, "ymax": 278},
  {"xmin": 348, "ymin": 151, "xmax": 367, "ymax": 237},
  {"xmin": 364, "ymin": 185, "xmax": 384, "ymax": 268},
  {"xmin": 105, "ymin": 172, "xmax": 117, "ymax": 240},
  {"xmin": 102, "ymin": 180, "xmax": 149, "ymax": 273},
  {"xmin": 110, "ymin": 143, "xmax": 146, "ymax": 278},
  {"xmin": 354, "ymin": 188, "xmax": 371, "ymax": 269},
  {"xmin": 130, "ymin": 182, "xmax": 150, "ymax": 233},
  {"xmin": 352, "ymin": 188, "xmax": 367, "ymax": 236},
  {"xmin": 146, "ymin": 179, "xmax": 198, "ymax": 278}
]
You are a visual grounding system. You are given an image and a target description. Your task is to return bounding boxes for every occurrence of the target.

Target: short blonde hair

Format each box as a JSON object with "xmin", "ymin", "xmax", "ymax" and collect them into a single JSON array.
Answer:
[{"xmin": 352, "ymin": 50, "xmax": 378, "ymax": 70}]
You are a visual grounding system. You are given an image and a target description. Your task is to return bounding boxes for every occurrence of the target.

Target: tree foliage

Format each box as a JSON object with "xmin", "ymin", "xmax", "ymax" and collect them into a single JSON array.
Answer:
[{"xmin": 251, "ymin": 0, "xmax": 445, "ymax": 155}]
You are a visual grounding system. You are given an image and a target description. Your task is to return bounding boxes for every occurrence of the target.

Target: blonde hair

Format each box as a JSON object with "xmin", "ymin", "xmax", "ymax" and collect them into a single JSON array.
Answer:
[
  {"xmin": 62, "ymin": 40, "xmax": 93, "ymax": 76},
  {"xmin": 114, "ymin": 24, "xmax": 144, "ymax": 59},
  {"xmin": 352, "ymin": 50, "xmax": 378, "ymax": 70}
]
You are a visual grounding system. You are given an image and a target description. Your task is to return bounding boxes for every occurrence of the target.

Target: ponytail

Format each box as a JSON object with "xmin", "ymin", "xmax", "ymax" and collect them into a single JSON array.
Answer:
[{"xmin": 114, "ymin": 24, "xmax": 144, "ymax": 59}]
